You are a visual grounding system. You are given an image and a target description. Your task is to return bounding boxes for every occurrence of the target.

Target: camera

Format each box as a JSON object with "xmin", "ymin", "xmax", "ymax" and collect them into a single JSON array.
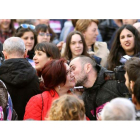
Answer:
[
  {"xmin": 104, "ymin": 55, "xmax": 132, "ymax": 82},
  {"xmin": 104, "ymin": 55, "xmax": 133, "ymax": 98},
  {"xmin": 104, "ymin": 65, "xmax": 130, "ymax": 98},
  {"xmin": 104, "ymin": 65, "xmax": 125, "ymax": 82}
]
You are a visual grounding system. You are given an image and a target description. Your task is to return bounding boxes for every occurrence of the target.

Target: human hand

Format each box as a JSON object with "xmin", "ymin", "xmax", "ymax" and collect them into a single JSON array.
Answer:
[{"xmin": 57, "ymin": 41, "xmax": 64, "ymax": 51}]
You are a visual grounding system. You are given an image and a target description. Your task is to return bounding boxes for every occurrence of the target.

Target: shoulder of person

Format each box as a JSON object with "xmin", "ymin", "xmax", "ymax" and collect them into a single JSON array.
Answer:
[
  {"xmin": 94, "ymin": 42, "xmax": 109, "ymax": 55},
  {"xmin": 95, "ymin": 41, "xmax": 107, "ymax": 47}
]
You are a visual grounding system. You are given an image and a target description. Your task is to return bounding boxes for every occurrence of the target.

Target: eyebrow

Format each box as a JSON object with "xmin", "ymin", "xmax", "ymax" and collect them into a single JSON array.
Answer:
[{"xmin": 70, "ymin": 64, "xmax": 73, "ymax": 67}]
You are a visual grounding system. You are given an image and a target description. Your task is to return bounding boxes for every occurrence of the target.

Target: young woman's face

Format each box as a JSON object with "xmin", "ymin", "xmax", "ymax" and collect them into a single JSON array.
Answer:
[
  {"xmin": 83, "ymin": 22, "xmax": 98, "ymax": 45},
  {"xmin": 70, "ymin": 34, "xmax": 84, "ymax": 59},
  {"xmin": 120, "ymin": 28, "xmax": 135, "ymax": 54},
  {"xmin": 0, "ymin": 19, "xmax": 11, "ymax": 31},
  {"xmin": 21, "ymin": 31, "xmax": 35, "ymax": 51},
  {"xmin": 64, "ymin": 63, "xmax": 75, "ymax": 88},
  {"xmin": 37, "ymin": 30, "xmax": 51, "ymax": 43},
  {"xmin": 33, "ymin": 50, "xmax": 50, "ymax": 71}
]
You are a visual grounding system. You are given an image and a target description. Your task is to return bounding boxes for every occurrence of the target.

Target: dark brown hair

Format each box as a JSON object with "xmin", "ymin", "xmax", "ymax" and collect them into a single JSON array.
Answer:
[
  {"xmin": 63, "ymin": 31, "xmax": 90, "ymax": 60},
  {"xmin": 134, "ymin": 77, "xmax": 140, "ymax": 104},
  {"xmin": 35, "ymin": 42, "xmax": 61, "ymax": 78},
  {"xmin": 34, "ymin": 42, "xmax": 60, "ymax": 60},
  {"xmin": 35, "ymin": 24, "xmax": 56, "ymax": 42},
  {"xmin": 125, "ymin": 57, "xmax": 140, "ymax": 82},
  {"xmin": 108, "ymin": 24, "xmax": 140, "ymax": 71}
]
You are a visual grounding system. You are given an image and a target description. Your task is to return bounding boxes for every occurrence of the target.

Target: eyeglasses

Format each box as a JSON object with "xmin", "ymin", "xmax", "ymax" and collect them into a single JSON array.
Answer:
[
  {"xmin": 38, "ymin": 33, "xmax": 52, "ymax": 37},
  {"xmin": 20, "ymin": 24, "xmax": 35, "ymax": 30}
]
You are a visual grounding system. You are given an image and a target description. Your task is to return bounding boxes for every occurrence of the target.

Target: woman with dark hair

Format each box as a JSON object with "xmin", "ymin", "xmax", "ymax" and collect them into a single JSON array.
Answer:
[
  {"xmin": 62, "ymin": 31, "xmax": 90, "ymax": 63},
  {"xmin": 24, "ymin": 58, "xmax": 75, "ymax": 120},
  {"xmin": 15, "ymin": 24, "xmax": 37, "ymax": 67},
  {"xmin": 35, "ymin": 24, "xmax": 59, "ymax": 45},
  {"xmin": 0, "ymin": 19, "xmax": 15, "ymax": 44},
  {"xmin": 33, "ymin": 42, "xmax": 60, "ymax": 84},
  {"xmin": 108, "ymin": 24, "xmax": 140, "ymax": 71},
  {"xmin": 35, "ymin": 24, "xmax": 56, "ymax": 43}
]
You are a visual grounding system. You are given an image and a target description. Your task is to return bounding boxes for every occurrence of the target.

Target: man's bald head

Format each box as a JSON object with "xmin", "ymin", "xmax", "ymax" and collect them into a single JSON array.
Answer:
[
  {"xmin": 72, "ymin": 55, "xmax": 96, "ymax": 69},
  {"xmin": 3, "ymin": 37, "xmax": 25, "ymax": 57}
]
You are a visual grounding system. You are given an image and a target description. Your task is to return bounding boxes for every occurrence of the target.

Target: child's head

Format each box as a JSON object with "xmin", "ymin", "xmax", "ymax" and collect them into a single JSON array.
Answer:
[{"xmin": 48, "ymin": 95, "xmax": 85, "ymax": 120}]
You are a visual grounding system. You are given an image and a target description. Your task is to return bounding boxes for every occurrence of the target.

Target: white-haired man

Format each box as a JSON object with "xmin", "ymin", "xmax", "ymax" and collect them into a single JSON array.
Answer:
[
  {"xmin": 101, "ymin": 98, "xmax": 135, "ymax": 120},
  {"xmin": 0, "ymin": 37, "xmax": 41, "ymax": 120}
]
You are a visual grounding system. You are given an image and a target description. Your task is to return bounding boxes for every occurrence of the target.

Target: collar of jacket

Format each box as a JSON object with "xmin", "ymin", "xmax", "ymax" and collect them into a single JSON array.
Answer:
[{"xmin": 85, "ymin": 64, "xmax": 108, "ymax": 91}]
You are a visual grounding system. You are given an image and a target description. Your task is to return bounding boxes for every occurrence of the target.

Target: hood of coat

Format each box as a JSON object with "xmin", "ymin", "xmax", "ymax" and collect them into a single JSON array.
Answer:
[
  {"xmin": 0, "ymin": 58, "xmax": 37, "ymax": 88},
  {"xmin": 86, "ymin": 64, "xmax": 112, "ymax": 91}
]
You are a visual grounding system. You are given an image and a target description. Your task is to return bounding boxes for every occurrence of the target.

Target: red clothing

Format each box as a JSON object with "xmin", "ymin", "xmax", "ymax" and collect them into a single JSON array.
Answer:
[{"xmin": 24, "ymin": 89, "xmax": 59, "ymax": 120}]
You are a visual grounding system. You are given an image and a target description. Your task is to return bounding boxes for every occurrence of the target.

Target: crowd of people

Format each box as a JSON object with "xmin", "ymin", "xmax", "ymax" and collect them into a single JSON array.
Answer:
[{"xmin": 0, "ymin": 19, "xmax": 140, "ymax": 121}]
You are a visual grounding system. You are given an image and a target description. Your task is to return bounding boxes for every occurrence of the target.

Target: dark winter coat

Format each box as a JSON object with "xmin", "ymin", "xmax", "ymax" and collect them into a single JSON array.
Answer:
[
  {"xmin": 98, "ymin": 19, "xmax": 120, "ymax": 48},
  {"xmin": 82, "ymin": 65, "xmax": 125, "ymax": 120},
  {"xmin": 0, "ymin": 58, "xmax": 41, "ymax": 120}
]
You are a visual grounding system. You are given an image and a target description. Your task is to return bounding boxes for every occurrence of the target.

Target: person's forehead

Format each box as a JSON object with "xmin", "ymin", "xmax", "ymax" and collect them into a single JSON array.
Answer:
[{"xmin": 70, "ymin": 58, "xmax": 81, "ymax": 66}]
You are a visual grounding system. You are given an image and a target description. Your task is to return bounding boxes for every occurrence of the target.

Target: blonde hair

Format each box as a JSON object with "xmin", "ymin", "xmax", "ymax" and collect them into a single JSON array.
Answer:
[
  {"xmin": 75, "ymin": 19, "xmax": 99, "ymax": 33},
  {"xmin": 48, "ymin": 95, "xmax": 85, "ymax": 120}
]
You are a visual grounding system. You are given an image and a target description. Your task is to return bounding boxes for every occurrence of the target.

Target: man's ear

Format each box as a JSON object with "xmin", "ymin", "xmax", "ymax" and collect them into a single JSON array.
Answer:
[
  {"xmin": 84, "ymin": 63, "xmax": 91, "ymax": 74},
  {"xmin": 49, "ymin": 57, "xmax": 52, "ymax": 60},
  {"xmin": 130, "ymin": 80, "xmax": 135, "ymax": 93},
  {"xmin": 24, "ymin": 49, "xmax": 28, "ymax": 58},
  {"xmin": 2, "ymin": 51, "xmax": 8, "ymax": 60},
  {"xmin": 132, "ymin": 94, "xmax": 137, "ymax": 105}
]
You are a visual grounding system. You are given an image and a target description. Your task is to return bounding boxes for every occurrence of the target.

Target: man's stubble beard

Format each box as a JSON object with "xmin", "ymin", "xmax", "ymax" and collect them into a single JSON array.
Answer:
[{"xmin": 75, "ymin": 73, "xmax": 88, "ymax": 87}]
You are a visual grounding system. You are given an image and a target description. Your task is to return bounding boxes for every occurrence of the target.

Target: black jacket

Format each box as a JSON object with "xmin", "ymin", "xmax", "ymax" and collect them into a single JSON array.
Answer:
[
  {"xmin": 98, "ymin": 19, "xmax": 119, "ymax": 48},
  {"xmin": 82, "ymin": 65, "xmax": 125, "ymax": 120},
  {"xmin": 0, "ymin": 58, "xmax": 41, "ymax": 120}
]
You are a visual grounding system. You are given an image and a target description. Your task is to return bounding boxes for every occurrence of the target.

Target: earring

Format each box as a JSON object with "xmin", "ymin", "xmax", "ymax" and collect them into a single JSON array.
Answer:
[{"xmin": 58, "ymin": 85, "xmax": 61, "ymax": 91}]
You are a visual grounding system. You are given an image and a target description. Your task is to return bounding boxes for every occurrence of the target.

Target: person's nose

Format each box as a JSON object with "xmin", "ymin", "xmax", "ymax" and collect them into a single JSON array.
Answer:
[
  {"xmin": 44, "ymin": 34, "xmax": 47, "ymax": 38},
  {"xmin": 33, "ymin": 54, "xmax": 37, "ymax": 60},
  {"xmin": 28, "ymin": 38, "xmax": 33, "ymax": 43},
  {"xmin": 76, "ymin": 43, "xmax": 80, "ymax": 48},
  {"xmin": 124, "ymin": 37, "xmax": 129, "ymax": 42},
  {"xmin": 70, "ymin": 71, "xmax": 74, "ymax": 77}
]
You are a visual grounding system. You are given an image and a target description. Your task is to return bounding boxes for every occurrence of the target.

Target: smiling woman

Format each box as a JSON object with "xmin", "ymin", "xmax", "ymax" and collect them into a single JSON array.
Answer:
[
  {"xmin": 75, "ymin": 19, "xmax": 109, "ymax": 68},
  {"xmin": 33, "ymin": 42, "xmax": 60, "ymax": 72},
  {"xmin": 62, "ymin": 30, "xmax": 90, "ymax": 63}
]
